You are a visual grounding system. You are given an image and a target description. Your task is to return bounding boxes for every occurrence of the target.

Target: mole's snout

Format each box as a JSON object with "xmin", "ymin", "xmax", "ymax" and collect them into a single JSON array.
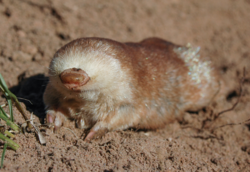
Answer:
[{"xmin": 60, "ymin": 68, "xmax": 90, "ymax": 91}]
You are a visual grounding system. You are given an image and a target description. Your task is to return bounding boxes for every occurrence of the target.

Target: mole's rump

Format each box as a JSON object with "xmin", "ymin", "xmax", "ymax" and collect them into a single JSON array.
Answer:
[{"xmin": 43, "ymin": 37, "xmax": 220, "ymax": 140}]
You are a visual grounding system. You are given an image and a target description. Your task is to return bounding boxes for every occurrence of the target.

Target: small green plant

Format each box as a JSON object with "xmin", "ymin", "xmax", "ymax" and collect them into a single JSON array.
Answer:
[
  {"xmin": 0, "ymin": 73, "xmax": 46, "ymax": 169},
  {"xmin": 0, "ymin": 73, "xmax": 22, "ymax": 168}
]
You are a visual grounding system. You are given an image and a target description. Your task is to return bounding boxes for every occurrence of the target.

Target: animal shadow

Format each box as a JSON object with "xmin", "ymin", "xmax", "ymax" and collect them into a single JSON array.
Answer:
[{"xmin": 10, "ymin": 73, "xmax": 48, "ymax": 121}]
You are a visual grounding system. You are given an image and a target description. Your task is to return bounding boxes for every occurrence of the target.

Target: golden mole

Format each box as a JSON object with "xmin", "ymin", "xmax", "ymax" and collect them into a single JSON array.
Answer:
[{"xmin": 43, "ymin": 37, "xmax": 220, "ymax": 140}]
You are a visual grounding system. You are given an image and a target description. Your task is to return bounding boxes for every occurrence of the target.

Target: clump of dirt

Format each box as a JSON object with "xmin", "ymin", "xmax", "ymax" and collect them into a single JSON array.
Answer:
[{"xmin": 0, "ymin": 0, "xmax": 250, "ymax": 171}]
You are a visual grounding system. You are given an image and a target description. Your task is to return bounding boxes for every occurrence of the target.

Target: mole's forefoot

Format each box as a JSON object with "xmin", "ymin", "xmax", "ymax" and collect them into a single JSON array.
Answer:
[{"xmin": 46, "ymin": 110, "xmax": 65, "ymax": 130}]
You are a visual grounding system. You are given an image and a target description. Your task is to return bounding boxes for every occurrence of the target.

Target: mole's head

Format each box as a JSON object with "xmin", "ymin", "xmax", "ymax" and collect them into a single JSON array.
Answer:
[{"xmin": 48, "ymin": 38, "xmax": 132, "ymax": 100}]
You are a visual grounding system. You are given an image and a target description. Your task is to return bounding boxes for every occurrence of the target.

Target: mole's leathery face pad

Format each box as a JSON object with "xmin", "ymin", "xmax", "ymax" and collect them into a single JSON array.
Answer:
[{"xmin": 60, "ymin": 68, "xmax": 90, "ymax": 91}]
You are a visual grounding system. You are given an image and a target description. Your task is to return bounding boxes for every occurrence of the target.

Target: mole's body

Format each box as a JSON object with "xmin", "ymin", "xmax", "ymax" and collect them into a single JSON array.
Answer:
[{"xmin": 43, "ymin": 37, "xmax": 220, "ymax": 140}]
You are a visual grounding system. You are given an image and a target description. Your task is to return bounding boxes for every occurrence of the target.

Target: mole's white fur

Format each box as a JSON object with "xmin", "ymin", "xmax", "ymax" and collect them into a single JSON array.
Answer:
[{"xmin": 49, "ymin": 47, "xmax": 132, "ymax": 102}]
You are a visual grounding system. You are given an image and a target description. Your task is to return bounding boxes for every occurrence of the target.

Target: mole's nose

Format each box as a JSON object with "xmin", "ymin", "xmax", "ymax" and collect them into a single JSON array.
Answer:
[{"xmin": 60, "ymin": 68, "xmax": 90, "ymax": 90}]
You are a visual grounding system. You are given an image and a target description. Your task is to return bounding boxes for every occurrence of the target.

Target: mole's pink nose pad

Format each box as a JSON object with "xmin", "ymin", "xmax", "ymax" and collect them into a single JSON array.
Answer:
[{"xmin": 60, "ymin": 68, "xmax": 90, "ymax": 90}]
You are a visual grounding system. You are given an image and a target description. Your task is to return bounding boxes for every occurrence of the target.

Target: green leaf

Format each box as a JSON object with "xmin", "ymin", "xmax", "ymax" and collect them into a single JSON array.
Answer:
[
  {"xmin": 0, "ymin": 133, "xmax": 19, "ymax": 151},
  {"xmin": 1, "ymin": 143, "xmax": 8, "ymax": 169}
]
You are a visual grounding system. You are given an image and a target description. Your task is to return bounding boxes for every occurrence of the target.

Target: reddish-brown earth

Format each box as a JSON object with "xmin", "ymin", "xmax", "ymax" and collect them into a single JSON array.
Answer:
[{"xmin": 0, "ymin": 0, "xmax": 250, "ymax": 171}]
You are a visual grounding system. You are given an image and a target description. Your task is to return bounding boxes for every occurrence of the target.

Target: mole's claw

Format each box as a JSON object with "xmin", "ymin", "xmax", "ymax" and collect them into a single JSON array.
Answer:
[{"xmin": 46, "ymin": 110, "xmax": 65, "ymax": 130}]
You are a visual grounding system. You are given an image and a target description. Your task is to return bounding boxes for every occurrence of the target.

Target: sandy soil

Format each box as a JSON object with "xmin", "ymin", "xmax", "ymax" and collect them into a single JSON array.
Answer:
[{"xmin": 0, "ymin": 0, "xmax": 250, "ymax": 171}]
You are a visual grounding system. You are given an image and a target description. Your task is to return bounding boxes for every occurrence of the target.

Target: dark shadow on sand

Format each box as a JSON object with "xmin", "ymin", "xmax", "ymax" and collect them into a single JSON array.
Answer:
[{"xmin": 9, "ymin": 73, "xmax": 48, "ymax": 121}]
